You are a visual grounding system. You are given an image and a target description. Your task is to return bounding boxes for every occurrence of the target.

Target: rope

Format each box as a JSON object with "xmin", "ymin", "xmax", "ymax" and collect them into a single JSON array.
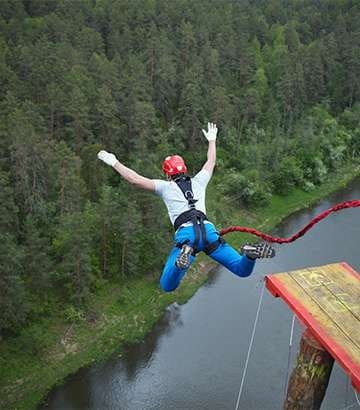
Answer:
[
  {"xmin": 234, "ymin": 280, "xmax": 265, "ymax": 410},
  {"xmin": 355, "ymin": 390, "xmax": 360, "ymax": 407},
  {"xmin": 220, "ymin": 200, "xmax": 360, "ymax": 243},
  {"xmin": 338, "ymin": 403, "xmax": 357, "ymax": 410},
  {"xmin": 283, "ymin": 314, "xmax": 296, "ymax": 403},
  {"xmin": 345, "ymin": 375, "xmax": 350, "ymax": 410},
  {"xmin": 337, "ymin": 389, "xmax": 360, "ymax": 410}
]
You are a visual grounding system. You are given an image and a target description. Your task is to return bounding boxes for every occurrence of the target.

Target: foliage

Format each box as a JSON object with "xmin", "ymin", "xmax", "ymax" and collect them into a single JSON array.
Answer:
[
  {"xmin": 221, "ymin": 169, "xmax": 272, "ymax": 208},
  {"xmin": 63, "ymin": 305, "xmax": 86, "ymax": 324},
  {"xmin": 272, "ymin": 157, "xmax": 304, "ymax": 194},
  {"xmin": 0, "ymin": 0, "xmax": 359, "ymax": 338}
]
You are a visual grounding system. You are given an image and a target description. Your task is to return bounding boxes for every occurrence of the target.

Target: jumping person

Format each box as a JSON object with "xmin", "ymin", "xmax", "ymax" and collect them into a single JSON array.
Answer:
[{"xmin": 97, "ymin": 122, "xmax": 275, "ymax": 292}]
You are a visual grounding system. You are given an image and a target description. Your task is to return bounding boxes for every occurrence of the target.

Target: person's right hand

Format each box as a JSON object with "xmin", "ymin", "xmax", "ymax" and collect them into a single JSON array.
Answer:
[
  {"xmin": 202, "ymin": 122, "xmax": 217, "ymax": 141},
  {"xmin": 97, "ymin": 150, "xmax": 118, "ymax": 167}
]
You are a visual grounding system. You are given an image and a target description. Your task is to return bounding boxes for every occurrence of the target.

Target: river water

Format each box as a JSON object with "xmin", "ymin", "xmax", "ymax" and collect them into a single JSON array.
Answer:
[{"xmin": 42, "ymin": 178, "xmax": 360, "ymax": 410}]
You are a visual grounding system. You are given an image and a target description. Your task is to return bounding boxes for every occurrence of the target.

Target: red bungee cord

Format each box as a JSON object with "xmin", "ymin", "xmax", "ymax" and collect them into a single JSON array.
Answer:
[{"xmin": 219, "ymin": 200, "xmax": 360, "ymax": 244}]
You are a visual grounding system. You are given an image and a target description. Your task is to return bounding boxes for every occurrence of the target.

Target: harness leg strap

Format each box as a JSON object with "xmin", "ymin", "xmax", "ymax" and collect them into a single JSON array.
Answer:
[
  {"xmin": 204, "ymin": 237, "xmax": 226, "ymax": 255},
  {"xmin": 199, "ymin": 217, "xmax": 209, "ymax": 247},
  {"xmin": 191, "ymin": 215, "xmax": 201, "ymax": 253}
]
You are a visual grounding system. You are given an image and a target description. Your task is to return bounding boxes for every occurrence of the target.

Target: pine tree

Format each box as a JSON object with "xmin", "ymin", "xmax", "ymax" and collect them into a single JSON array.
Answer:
[
  {"xmin": 178, "ymin": 64, "xmax": 205, "ymax": 148},
  {"xmin": 96, "ymin": 184, "xmax": 126, "ymax": 278},
  {"xmin": 0, "ymin": 171, "xmax": 26, "ymax": 335},
  {"xmin": 303, "ymin": 42, "xmax": 325, "ymax": 105},
  {"xmin": 52, "ymin": 210, "xmax": 94, "ymax": 305},
  {"xmin": 149, "ymin": 29, "xmax": 177, "ymax": 123},
  {"xmin": 0, "ymin": 235, "xmax": 26, "ymax": 335},
  {"xmin": 80, "ymin": 143, "xmax": 105, "ymax": 201},
  {"xmin": 23, "ymin": 216, "xmax": 52, "ymax": 297},
  {"xmin": 178, "ymin": 20, "xmax": 197, "ymax": 71},
  {"xmin": 93, "ymin": 85, "xmax": 121, "ymax": 147},
  {"xmin": 65, "ymin": 84, "xmax": 93, "ymax": 153},
  {"xmin": 8, "ymin": 102, "xmax": 51, "ymax": 216},
  {"xmin": 0, "ymin": 37, "xmax": 16, "ymax": 101},
  {"xmin": 52, "ymin": 141, "xmax": 86, "ymax": 215}
]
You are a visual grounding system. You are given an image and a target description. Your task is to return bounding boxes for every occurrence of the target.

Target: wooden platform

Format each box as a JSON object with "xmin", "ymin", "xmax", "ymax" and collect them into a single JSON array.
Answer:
[{"xmin": 265, "ymin": 262, "xmax": 360, "ymax": 392}]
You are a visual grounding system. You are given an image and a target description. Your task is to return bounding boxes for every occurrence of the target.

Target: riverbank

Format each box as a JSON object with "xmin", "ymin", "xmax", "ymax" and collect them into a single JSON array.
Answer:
[{"xmin": 1, "ymin": 164, "xmax": 359, "ymax": 410}]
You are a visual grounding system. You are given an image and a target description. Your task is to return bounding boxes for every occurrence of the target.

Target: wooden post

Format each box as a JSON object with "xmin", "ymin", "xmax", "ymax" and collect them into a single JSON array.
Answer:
[{"xmin": 283, "ymin": 329, "xmax": 335, "ymax": 410}]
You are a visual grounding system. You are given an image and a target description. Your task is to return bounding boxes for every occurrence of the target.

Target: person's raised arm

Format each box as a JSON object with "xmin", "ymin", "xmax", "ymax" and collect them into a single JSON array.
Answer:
[
  {"xmin": 97, "ymin": 150, "xmax": 155, "ymax": 191},
  {"xmin": 201, "ymin": 122, "xmax": 217, "ymax": 175}
]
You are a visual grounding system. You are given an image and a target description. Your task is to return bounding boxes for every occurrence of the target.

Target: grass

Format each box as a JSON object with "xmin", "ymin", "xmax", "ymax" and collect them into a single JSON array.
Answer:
[{"xmin": 0, "ymin": 164, "xmax": 359, "ymax": 410}]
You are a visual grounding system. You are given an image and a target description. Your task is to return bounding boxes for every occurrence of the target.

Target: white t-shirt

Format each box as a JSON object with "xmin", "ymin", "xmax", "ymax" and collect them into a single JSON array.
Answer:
[{"xmin": 153, "ymin": 169, "xmax": 211, "ymax": 227}]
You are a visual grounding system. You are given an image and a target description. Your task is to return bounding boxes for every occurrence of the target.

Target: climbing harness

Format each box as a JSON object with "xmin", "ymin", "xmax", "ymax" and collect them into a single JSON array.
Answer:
[
  {"xmin": 220, "ymin": 200, "xmax": 360, "ymax": 243},
  {"xmin": 173, "ymin": 174, "xmax": 224, "ymax": 255},
  {"xmin": 234, "ymin": 280, "xmax": 265, "ymax": 410}
]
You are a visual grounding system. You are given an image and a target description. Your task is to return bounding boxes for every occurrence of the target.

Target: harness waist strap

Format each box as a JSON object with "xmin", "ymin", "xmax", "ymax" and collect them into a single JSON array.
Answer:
[{"xmin": 173, "ymin": 209, "xmax": 208, "ymax": 232}]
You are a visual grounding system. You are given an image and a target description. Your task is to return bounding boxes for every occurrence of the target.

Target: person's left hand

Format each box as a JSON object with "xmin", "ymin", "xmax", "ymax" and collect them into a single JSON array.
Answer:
[{"xmin": 202, "ymin": 122, "xmax": 217, "ymax": 141}]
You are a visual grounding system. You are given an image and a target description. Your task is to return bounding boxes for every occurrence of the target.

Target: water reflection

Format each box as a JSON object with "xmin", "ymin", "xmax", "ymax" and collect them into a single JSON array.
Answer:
[
  {"xmin": 121, "ymin": 302, "xmax": 183, "ymax": 381},
  {"xmin": 203, "ymin": 265, "xmax": 222, "ymax": 287}
]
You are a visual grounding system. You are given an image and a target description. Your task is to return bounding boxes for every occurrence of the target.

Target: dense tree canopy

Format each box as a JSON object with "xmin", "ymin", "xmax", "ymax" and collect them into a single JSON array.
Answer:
[{"xmin": 0, "ymin": 0, "xmax": 359, "ymax": 336}]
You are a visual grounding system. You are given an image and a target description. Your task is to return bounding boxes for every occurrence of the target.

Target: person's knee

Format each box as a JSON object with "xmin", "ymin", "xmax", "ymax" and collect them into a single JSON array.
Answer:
[
  {"xmin": 160, "ymin": 276, "xmax": 178, "ymax": 292},
  {"xmin": 236, "ymin": 268, "xmax": 252, "ymax": 278},
  {"xmin": 234, "ymin": 258, "xmax": 255, "ymax": 277}
]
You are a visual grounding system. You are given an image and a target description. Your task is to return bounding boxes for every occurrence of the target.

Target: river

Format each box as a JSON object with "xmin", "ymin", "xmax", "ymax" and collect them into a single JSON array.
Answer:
[{"xmin": 42, "ymin": 178, "xmax": 360, "ymax": 410}]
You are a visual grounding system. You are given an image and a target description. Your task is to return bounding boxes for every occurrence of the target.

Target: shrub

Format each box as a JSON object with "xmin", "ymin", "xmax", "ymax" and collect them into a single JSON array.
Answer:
[
  {"xmin": 272, "ymin": 157, "xmax": 304, "ymax": 194},
  {"xmin": 63, "ymin": 305, "xmax": 86, "ymax": 323},
  {"xmin": 303, "ymin": 181, "xmax": 315, "ymax": 192},
  {"xmin": 311, "ymin": 157, "xmax": 328, "ymax": 184},
  {"xmin": 17, "ymin": 324, "xmax": 53, "ymax": 356},
  {"xmin": 221, "ymin": 169, "xmax": 272, "ymax": 208}
]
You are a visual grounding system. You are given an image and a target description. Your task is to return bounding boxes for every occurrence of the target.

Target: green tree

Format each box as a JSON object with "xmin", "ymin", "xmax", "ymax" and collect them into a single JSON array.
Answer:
[
  {"xmin": 52, "ymin": 210, "xmax": 94, "ymax": 305},
  {"xmin": 0, "ymin": 171, "xmax": 26, "ymax": 335},
  {"xmin": 272, "ymin": 157, "xmax": 304, "ymax": 194},
  {"xmin": 221, "ymin": 169, "xmax": 272, "ymax": 208},
  {"xmin": 52, "ymin": 141, "xmax": 86, "ymax": 214},
  {"xmin": 0, "ymin": 37, "xmax": 16, "ymax": 100},
  {"xmin": 93, "ymin": 85, "xmax": 121, "ymax": 147},
  {"xmin": 303, "ymin": 42, "xmax": 325, "ymax": 105},
  {"xmin": 8, "ymin": 102, "xmax": 51, "ymax": 216},
  {"xmin": 23, "ymin": 216, "xmax": 52, "ymax": 299},
  {"xmin": 178, "ymin": 64, "xmax": 205, "ymax": 148},
  {"xmin": 95, "ymin": 185, "xmax": 125, "ymax": 278},
  {"xmin": 0, "ymin": 235, "xmax": 26, "ymax": 335}
]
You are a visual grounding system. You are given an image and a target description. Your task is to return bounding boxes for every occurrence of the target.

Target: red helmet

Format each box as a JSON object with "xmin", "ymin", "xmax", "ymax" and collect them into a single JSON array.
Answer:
[{"xmin": 162, "ymin": 155, "xmax": 187, "ymax": 176}]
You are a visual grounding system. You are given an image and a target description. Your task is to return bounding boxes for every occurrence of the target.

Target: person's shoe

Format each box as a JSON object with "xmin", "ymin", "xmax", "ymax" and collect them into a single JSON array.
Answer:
[
  {"xmin": 240, "ymin": 242, "xmax": 275, "ymax": 260},
  {"xmin": 176, "ymin": 244, "xmax": 194, "ymax": 269}
]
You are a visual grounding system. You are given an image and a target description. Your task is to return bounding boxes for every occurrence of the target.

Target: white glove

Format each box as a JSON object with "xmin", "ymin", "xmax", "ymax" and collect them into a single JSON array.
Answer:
[
  {"xmin": 202, "ymin": 122, "xmax": 218, "ymax": 141},
  {"xmin": 97, "ymin": 150, "xmax": 118, "ymax": 167}
]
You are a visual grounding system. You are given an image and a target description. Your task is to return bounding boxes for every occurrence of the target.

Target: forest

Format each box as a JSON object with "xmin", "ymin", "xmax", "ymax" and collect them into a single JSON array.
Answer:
[{"xmin": 0, "ymin": 0, "xmax": 359, "ymax": 344}]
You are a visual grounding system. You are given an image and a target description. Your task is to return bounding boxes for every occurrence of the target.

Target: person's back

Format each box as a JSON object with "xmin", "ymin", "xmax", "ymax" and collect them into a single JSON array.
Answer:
[{"xmin": 153, "ymin": 168, "xmax": 211, "ymax": 227}]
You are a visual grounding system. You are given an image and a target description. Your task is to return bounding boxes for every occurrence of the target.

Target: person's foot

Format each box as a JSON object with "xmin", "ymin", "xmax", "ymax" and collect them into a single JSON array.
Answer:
[
  {"xmin": 240, "ymin": 242, "xmax": 275, "ymax": 259},
  {"xmin": 176, "ymin": 244, "xmax": 194, "ymax": 269}
]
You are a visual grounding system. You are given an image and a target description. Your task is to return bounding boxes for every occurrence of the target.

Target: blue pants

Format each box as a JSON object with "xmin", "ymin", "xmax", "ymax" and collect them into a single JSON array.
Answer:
[{"xmin": 160, "ymin": 222, "xmax": 255, "ymax": 292}]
